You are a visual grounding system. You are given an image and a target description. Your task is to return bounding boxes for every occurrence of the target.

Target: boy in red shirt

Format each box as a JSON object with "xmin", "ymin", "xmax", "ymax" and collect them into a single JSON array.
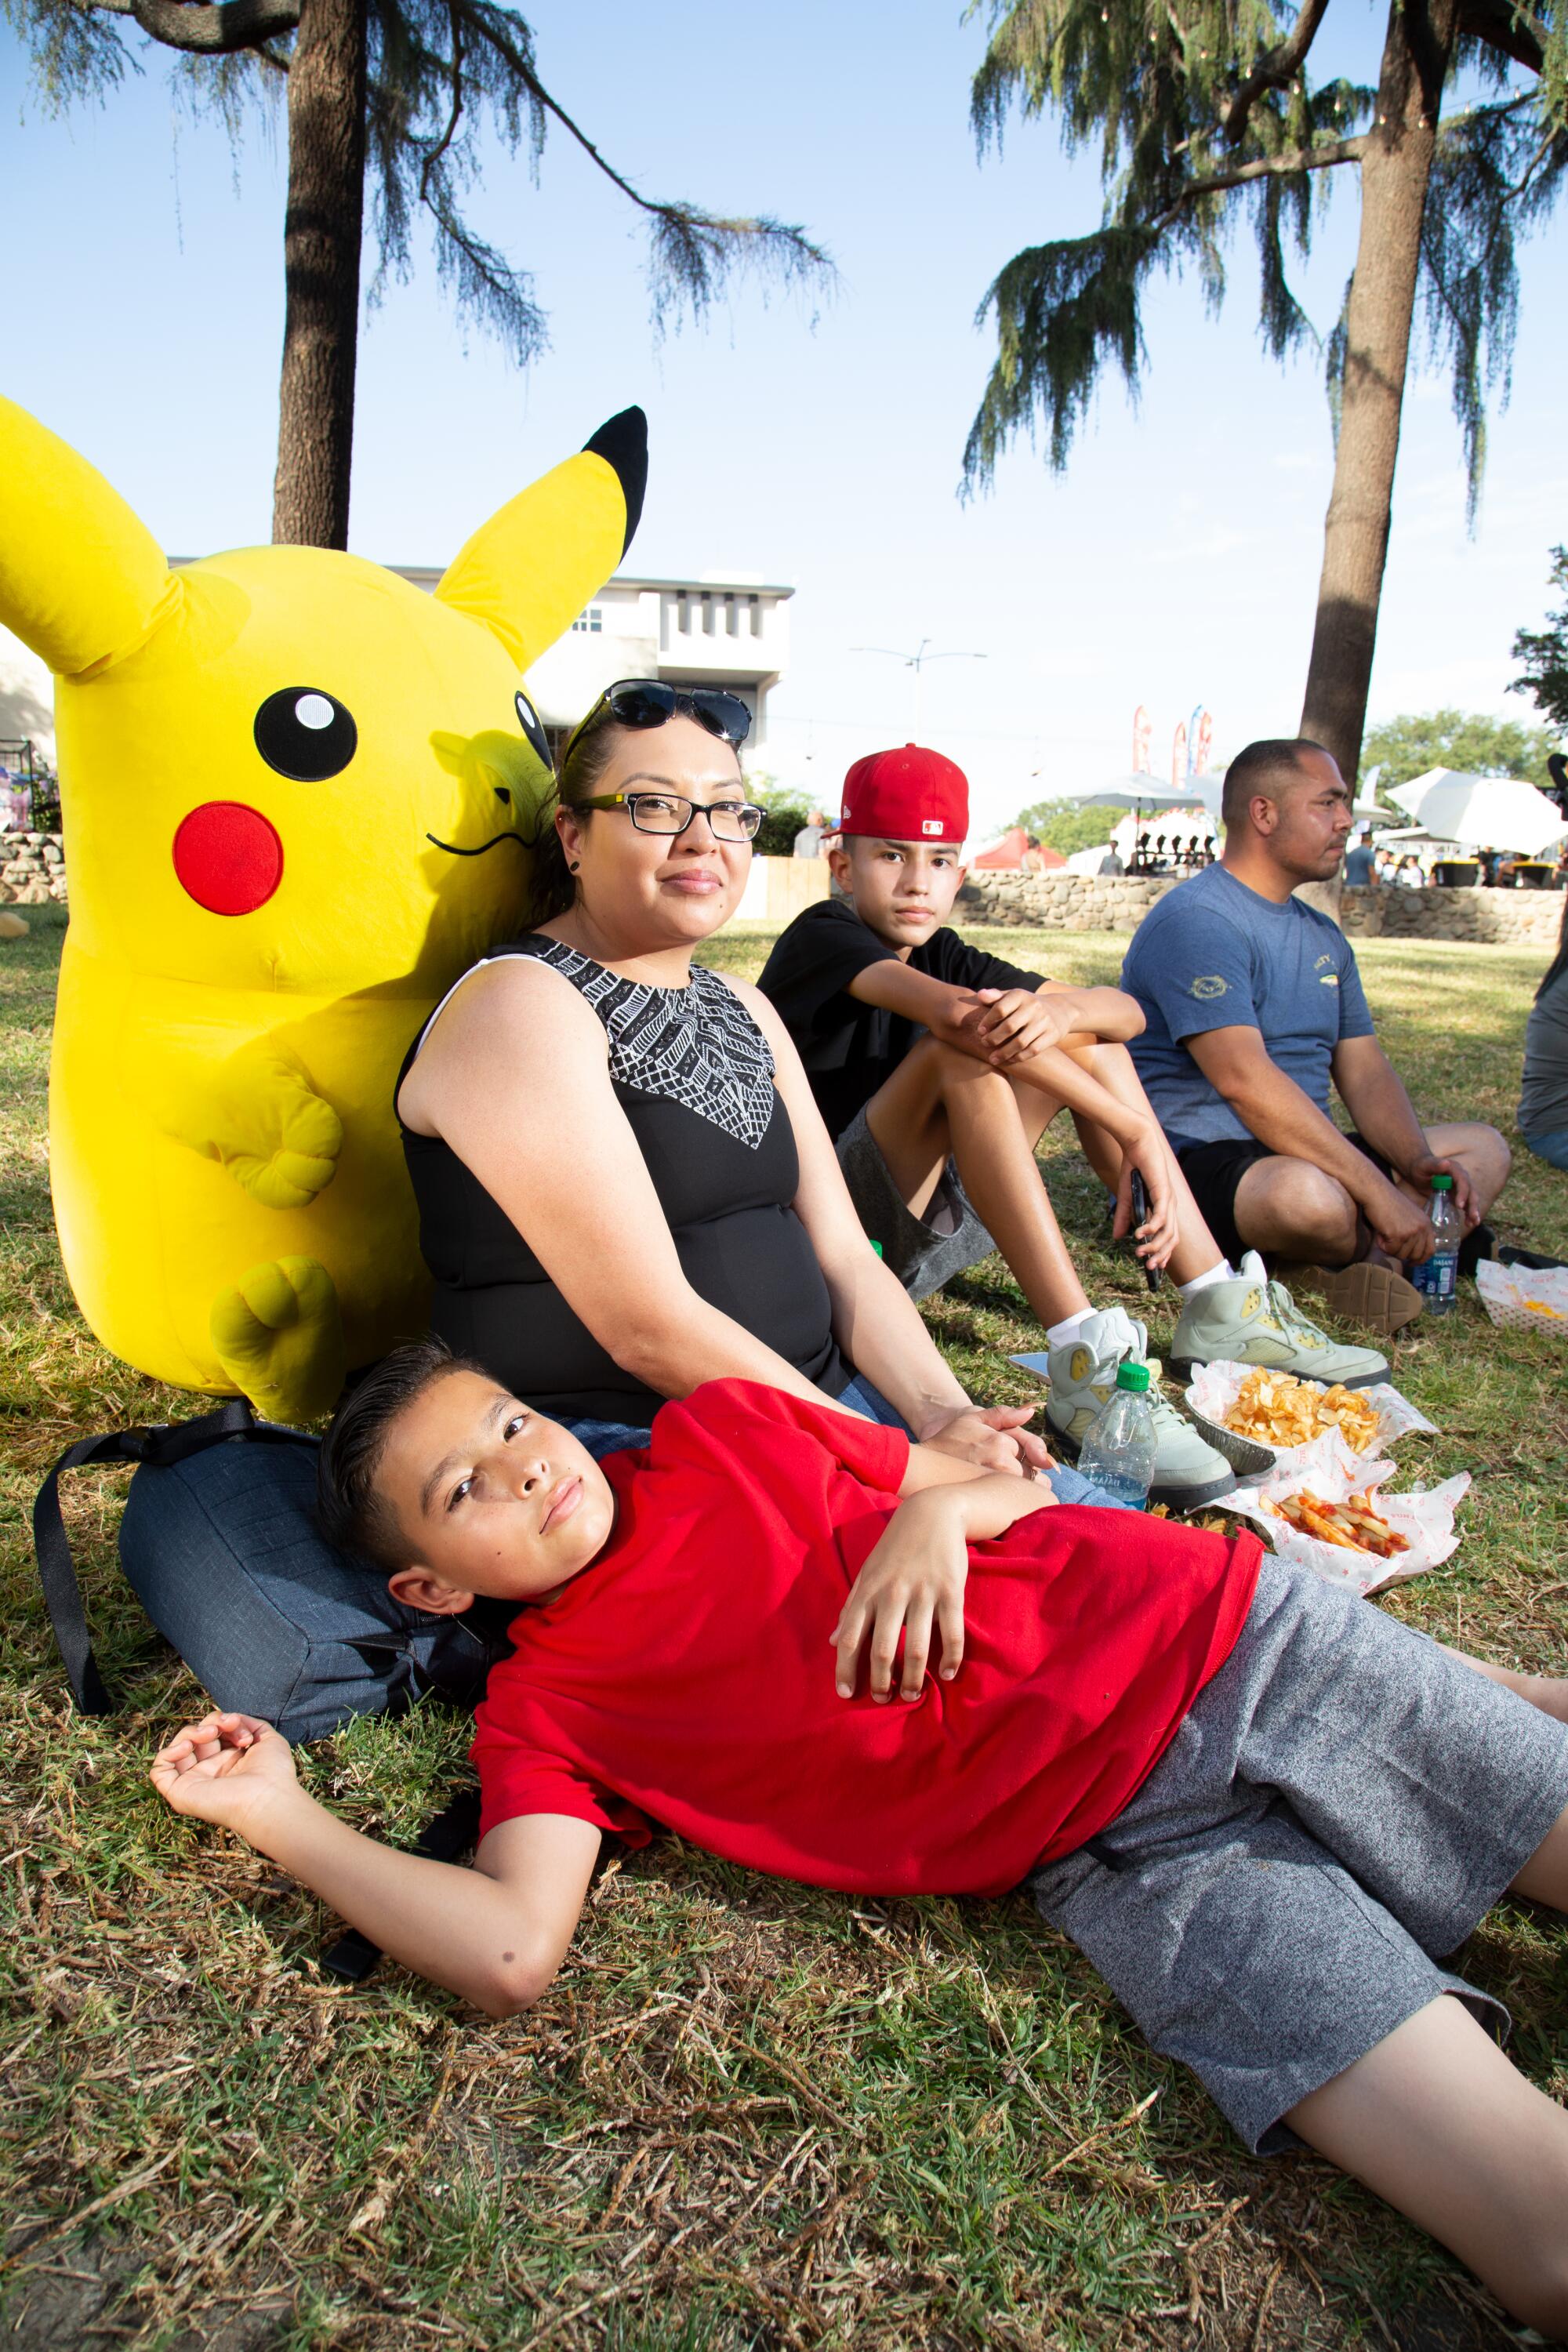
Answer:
[
  {"xmin": 152, "ymin": 1344, "xmax": 1568, "ymax": 2335},
  {"xmin": 757, "ymin": 745, "xmax": 1389, "ymax": 1511}
]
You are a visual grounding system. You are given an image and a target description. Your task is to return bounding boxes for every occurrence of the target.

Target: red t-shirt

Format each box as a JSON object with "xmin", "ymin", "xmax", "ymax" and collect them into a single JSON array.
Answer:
[{"xmin": 472, "ymin": 1382, "xmax": 1261, "ymax": 1896}]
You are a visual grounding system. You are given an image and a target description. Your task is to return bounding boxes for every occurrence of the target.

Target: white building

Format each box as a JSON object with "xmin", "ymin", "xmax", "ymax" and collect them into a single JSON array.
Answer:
[{"xmin": 391, "ymin": 567, "xmax": 793, "ymax": 760}]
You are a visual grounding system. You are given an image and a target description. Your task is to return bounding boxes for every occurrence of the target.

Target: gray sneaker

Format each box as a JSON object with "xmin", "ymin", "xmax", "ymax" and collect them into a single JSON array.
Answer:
[
  {"xmin": 1169, "ymin": 1252, "xmax": 1389, "ymax": 1388},
  {"xmin": 1045, "ymin": 1306, "xmax": 1236, "ymax": 1511}
]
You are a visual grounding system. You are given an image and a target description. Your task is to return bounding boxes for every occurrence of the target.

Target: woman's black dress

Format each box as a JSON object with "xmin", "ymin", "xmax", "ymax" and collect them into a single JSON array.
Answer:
[{"xmin": 397, "ymin": 935, "xmax": 849, "ymax": 1421}]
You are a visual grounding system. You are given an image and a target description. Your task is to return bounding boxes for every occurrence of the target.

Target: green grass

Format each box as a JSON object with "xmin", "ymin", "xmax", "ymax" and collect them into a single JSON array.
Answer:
[{"xmin": 3, "ymin": 906, "xmax": 1566, "ymax": 2349}]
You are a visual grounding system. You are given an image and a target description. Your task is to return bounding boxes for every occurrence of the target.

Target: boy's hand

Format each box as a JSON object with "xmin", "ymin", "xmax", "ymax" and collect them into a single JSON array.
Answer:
[
  {"xmin": 967, "ymin": 988, "xmax": 1080, "ymax": 1067},
  {"xmin": 916, "ymin": 1402, "xmax": 1053, "ymax": 1476},
  {"xmin": 1109, "ymin": 1123, "xmax": 1181, "ymax": 1268},
  {"xmin": 831, "ymin": 1493, "xmax": 970, "ymax": 1704},
  {"xmin": 151, "ymin": 1711, "xmax": 297, "ymax": 1837}
]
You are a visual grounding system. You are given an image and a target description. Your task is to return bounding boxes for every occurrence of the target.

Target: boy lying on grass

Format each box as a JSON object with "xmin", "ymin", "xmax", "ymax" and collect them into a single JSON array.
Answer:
[{"xmin": 151, "ymin": 1342, "xmax": 1568, "ymax": 2335}]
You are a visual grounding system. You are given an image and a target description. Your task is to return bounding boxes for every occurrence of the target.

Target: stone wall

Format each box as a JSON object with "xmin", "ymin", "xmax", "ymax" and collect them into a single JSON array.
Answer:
[
  {"xmin": 960, "ymin": 866, "xmax": 1564, "ymax": 946},
  {"xmin": 958, "ymin": 871, "xmax": 1184, "ymax": 931},
  {"xmin": 0, "ymin": 833, "xmax": 66, "ymax": 906},
  {"xmin": 1337, "ymin": 883, "xmax": 1564, "ymax": 945}
]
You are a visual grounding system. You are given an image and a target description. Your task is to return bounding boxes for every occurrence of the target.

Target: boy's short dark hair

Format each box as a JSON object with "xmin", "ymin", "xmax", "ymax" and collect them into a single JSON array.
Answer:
[
  {"xmin": 1220, "ymin": 738, "xmax": 1332, "ymax": 830},
  {"xmin": 317, "ymin": 1337, "xmax": 483, "ymax": 1570}
]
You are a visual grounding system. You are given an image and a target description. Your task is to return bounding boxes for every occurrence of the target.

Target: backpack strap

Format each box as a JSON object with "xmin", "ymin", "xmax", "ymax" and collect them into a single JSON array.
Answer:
[{"xmin": 33, "ymin": 1398, "xmax": 310, "ymax": 1715}]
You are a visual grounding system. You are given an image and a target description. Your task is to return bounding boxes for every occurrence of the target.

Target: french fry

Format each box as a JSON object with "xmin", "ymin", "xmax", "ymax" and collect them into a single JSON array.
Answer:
[{"xmin": 1266, "ymin": 1484, "xmax": 1407, "ymax": 1558}]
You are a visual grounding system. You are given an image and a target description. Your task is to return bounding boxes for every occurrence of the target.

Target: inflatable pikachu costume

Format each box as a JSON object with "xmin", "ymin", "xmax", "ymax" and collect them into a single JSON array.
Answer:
[{"xmin": 0, "ymin": 397, "xmax": 646, "ymax": 1422}]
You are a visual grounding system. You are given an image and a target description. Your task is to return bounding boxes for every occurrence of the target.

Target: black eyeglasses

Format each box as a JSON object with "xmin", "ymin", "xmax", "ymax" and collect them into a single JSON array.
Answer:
[
  {"xmin": 566, "ymin": 677, "xmax": 753, "ymax": 756},
  {"xmin": 577, "ymin": 788, "xmax": 764, "ymax": 842}
]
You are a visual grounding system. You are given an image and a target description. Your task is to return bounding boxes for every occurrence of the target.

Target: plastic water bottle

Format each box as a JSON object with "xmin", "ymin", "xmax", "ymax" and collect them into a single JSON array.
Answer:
[
  {"xmin": 1077, "ymin": 1361, "xmax": 1158, "ymax": 1510},
  {"xmin": 1410, "ymin": 1173, "xmax": 1461, "ymax": 1316}
]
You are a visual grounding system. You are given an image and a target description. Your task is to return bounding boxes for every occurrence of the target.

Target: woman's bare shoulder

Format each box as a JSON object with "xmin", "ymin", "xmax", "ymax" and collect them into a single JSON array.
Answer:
[{"xmin": 399, "ymin": 951, "xmax": 607, "ymax": 1131}]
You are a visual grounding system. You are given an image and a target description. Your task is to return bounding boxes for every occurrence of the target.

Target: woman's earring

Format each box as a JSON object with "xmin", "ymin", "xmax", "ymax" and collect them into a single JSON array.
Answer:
[{"xmin": 568, "ymin": 859, "xmax": 581, "ymax": 872}]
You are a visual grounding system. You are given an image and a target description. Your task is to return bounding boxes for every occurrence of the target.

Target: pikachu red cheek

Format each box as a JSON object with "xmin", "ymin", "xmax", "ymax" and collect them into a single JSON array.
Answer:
[{"xmin": 172, "ymin": 802, "xmax": 285, "ymax": 916}]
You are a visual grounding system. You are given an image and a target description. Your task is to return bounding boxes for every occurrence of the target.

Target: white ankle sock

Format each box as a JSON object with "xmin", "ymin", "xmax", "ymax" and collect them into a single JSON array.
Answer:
[
  {"xmin": 1178, "ymin": 1259, "xmax": 1236, "ymax": 1298},
  {"xmin": 1046, "ymin": 1307, "xmax": 1098, "ymax": 1348}
]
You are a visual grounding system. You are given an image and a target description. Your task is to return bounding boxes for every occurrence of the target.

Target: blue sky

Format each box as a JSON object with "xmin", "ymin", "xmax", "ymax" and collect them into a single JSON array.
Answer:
[{"xmin": 5, "ymin": 0, "xmax": 1565, "ymax": 837}]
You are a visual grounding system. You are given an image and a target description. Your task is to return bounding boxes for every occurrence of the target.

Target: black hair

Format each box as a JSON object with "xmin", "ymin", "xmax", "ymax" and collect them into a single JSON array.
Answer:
[
  {"xmin": 1220, "ymin": 738, "xmax": 1334, "ymax": 831},
  {"xmin": 525, "ymin": 702, "xmax": 628, "ymax": 927},
  {"xmin": 316, "ymin": 1336, "xmax": 485, "ymax": 1570}
]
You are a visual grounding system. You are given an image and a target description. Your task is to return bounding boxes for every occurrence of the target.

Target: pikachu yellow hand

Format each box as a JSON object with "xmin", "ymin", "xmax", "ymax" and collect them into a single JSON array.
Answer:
[{"xmin": 143, "ymin": 1041, "xmax": 344, "ymax": 1210}]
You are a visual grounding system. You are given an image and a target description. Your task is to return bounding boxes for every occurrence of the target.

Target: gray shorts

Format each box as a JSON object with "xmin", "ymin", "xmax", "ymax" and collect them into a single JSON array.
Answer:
[
  {"xmin": 836, "ymin": 1103, "xmax": 995, "ymax": 1301},
  {"xmin": 1030, "ymin": 1555, "xmax": 1568, "ymax": 2154}
]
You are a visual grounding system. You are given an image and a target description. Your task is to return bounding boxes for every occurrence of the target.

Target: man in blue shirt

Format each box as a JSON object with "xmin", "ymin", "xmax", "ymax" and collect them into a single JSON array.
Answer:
[
  {"xmin": 1121, "ymin": 740, "xmax": 1512, "ymax": 1332},
  {"xmin": 1343, "ymin": 829, "xmax": 1376, "ymax": 887}
]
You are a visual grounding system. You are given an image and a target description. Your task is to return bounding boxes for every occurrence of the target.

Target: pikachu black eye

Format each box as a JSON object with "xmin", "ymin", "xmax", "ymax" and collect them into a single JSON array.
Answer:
[
  {"xmin": 514, "ymin": 689, "xmax": 554, "ymax": 773},
  {"xmin": 254, "ymin": 687, "xmax": 358, "ymax": 782}
]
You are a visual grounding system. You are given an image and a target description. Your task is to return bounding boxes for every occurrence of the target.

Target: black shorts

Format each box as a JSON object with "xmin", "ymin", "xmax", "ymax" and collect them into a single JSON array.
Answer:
[{"xmin": 1173, "ymin": 1132, "xmax": 1392, "ymax": 1267}]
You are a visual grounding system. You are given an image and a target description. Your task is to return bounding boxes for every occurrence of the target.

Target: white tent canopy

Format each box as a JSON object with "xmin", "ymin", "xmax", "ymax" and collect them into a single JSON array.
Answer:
[
  {"xmin": 1388, "ymin": 768, "xmax": 1568, "ymax": 858},
  {"xmin": 1057, "ymin": 773, "xmax": 1213, "ymax": 814}
]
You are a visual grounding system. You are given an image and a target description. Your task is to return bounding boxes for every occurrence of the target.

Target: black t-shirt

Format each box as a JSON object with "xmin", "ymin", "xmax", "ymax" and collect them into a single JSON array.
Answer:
[{"xmin": 757, "ymin": 898, "xmax": 1046, "ymax": 1141}]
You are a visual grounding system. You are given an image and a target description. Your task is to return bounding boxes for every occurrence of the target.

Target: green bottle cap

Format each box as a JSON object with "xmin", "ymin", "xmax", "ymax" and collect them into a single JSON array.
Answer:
[
  {"xmin": 1431, "ymin": 1174, "xmax": 1454, "ymax": 1191},
  {"xmin": 1116, "ymin": 1361, "xmax": 1151, "ymax": 1392}
]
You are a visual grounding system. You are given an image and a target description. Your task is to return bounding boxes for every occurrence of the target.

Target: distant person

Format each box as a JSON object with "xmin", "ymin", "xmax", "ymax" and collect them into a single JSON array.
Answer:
[
  {"xmin": 1098, "ymin": 845, "xmax": 1125, "ymax": 877},
  {"xmin": 1120, "ymin": 739, "xmax": 1512, "ymax": 1334},
  {"xmin": 1520, "ymin": 900, "xmax": 1568, "ymax": 1172},
  {"xmin": 793, "ymin": 809, "xmax": 829, "ymax": 859},
  {"xmin": 1343, "ymin": 829, "xmax": 1376, "ymax": 887},
  {"xmin": 1478, "ymin": 847, "xmax": 1499, "ymax": 888},
  {"xmin": 1022, "ymin": 836, "xmax": 1047, "ymax": 874},
  {"xmin": 1397, "ymin": 855, "xmax": 1425, "ymax": 891}
]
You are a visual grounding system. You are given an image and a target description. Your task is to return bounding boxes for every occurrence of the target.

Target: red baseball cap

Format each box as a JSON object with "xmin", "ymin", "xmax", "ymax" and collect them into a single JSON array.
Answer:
[{"xmin": 839, "ymin": 744, "xmax": 969, "ymax": 844}]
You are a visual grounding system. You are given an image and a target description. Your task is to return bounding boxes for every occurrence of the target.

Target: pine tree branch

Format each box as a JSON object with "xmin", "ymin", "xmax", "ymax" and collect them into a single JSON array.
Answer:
[
  {"xmin": 1457, "ymin": 0, "xmax": 1547, "ymax": 74},
  {"xmin": 1153, "ymin": 133, "xmax": 1367, "ymax": 227},
  {"xmin": 1221, "ymin": 0, "xmax": 1334, "ymax": 149},
  {"xmin": 92, "ymin": 0, "xmax": 301, "ymax": 54}
]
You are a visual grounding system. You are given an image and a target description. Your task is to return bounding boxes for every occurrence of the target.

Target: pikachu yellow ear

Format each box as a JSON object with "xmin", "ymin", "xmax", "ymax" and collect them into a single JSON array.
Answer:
[
  {"xmin": 434, "ymin": 407, "xmax": 648, "ymax": 671},
  {"xmin": 0, "ymin": 397, "xmax": 175, "ymax": 677}
]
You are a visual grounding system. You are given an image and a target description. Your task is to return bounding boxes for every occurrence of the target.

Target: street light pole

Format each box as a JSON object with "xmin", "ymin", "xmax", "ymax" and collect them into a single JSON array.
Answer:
[{"xmin": 851, "ymin": 639, "xmax": 987, "ymax": 737}]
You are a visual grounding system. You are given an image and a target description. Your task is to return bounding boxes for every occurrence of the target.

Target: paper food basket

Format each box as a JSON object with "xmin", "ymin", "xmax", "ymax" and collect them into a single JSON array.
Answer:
[
  {"xmin": 1182, "ymin": 1359, "xmax": 1436, "ymax": 1479},
  {"xmin": 1475, "ymin": 1258, "xmax": 1568, "ymax": 1337},
  {"xmin": 1226, "ymin": 1429, "xmax": 1469, "ymax": 1599}
]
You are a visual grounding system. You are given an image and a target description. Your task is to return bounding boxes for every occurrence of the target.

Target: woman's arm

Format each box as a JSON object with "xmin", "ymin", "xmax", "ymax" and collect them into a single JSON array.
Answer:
[
  {"xmin": 400, "ymin": 960, "xmax": 853, "ymax": 1408},
  {"xmin": 733, "ymin": 979, "xmax": 1050, "ymax": 1472},
  {"xmin": 150, "ymin": 1713, "xmax": 599, "ymax": 2017}
]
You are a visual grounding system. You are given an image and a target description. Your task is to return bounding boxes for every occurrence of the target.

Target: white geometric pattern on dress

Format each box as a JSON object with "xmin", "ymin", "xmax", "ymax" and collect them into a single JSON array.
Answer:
[{"xmin": 532, "ymin": 939, "xmax": 776, "ymax": 1150}]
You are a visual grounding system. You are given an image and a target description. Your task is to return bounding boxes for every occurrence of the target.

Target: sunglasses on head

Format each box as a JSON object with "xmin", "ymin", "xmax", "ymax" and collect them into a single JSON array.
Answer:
[{"xmin": 567, "ymin": 677, "xmax": 753, "ymax": 757}]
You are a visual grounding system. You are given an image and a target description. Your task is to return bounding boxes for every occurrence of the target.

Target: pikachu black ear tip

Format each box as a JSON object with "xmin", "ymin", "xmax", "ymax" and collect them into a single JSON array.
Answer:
[{"xmin": 582, "ymin": 407, "xmax": 648, "ymax": 557}]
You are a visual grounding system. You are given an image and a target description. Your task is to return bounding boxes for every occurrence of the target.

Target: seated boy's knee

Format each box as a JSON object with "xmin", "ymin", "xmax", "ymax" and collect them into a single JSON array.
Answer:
[{"xmin": 1507, "ymin": 2243, "xmax": 1568, "ymax": 2341}]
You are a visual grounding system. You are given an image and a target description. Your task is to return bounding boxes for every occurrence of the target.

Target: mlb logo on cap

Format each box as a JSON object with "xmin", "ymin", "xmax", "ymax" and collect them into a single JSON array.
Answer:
[{"xmin": 839, "ymin": 744, "xmax": 969, "ymax": 844}]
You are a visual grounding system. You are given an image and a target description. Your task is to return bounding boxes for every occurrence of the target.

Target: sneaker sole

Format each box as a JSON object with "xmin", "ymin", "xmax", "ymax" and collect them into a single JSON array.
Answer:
[
  {"xmin": 1047, "ymin": 1418, "xmax": 1237, "ymax": 1515},
  {"xmin": 1310, "ymin": 1262, "xmax": 1424, "ymax": 1339}
]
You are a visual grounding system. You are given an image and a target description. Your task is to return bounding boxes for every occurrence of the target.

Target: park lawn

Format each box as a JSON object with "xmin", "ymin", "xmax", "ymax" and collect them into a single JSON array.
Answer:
[{"xmin": 2, "ymin": 905, "xmax": 1565, "ymax": 2352}]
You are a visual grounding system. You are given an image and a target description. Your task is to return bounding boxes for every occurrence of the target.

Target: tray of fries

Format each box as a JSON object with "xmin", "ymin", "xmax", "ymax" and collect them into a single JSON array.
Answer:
[
  {"xmin": 1183, "ymin": 1360, "xmax": 1436, "ymax": 1476},
  {"xmin": 1226, "ymin": 1429, "xmax": 1470, "ymax": 1597},
  {"xmin": 1475, "ymin": 1258, "xmax": 1568, "ymax": 1335}
]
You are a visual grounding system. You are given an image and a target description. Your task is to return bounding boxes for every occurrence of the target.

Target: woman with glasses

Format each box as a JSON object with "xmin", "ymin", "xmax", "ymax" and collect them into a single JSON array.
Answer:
[{"xmin": 394, "ymin": 679, "xmax": 1068, "ymax": 1482}]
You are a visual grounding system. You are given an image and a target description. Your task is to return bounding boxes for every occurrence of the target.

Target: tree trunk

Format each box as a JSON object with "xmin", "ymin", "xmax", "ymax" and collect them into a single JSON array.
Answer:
[
  {"xmin": 271, "ymin": 0, "xmax": 367, "ymax": 547},
  {"xmin": 1298, "ymin": 0, "xmax": 1458, "ymax": 784}
]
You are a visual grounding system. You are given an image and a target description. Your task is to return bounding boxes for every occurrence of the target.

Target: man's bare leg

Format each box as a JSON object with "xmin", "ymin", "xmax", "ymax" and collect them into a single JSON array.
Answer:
[
  {"xmin": 863, "ymin": 1037, "xmax": 1092, "ymax": 1328},
  {"xmin": 1287, "ymin": 1993, "xmax": 1568, "ymax": 2337},
  {"xmin": 1394, "ymin": 1119, "xmax": 1512, "ymax": 1222}
]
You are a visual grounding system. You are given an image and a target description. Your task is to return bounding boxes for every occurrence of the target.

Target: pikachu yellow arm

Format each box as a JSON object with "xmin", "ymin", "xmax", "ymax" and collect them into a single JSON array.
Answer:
[{"xmin": 133, "ymin": 1037, "xmax": 344, "ymax": 1210}]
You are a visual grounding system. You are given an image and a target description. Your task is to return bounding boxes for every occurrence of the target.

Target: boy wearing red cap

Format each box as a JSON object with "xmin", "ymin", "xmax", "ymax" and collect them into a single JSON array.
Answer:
[{"xmin": 758, "ymin": 746, "xmax": 1387, "ymax": 1510}]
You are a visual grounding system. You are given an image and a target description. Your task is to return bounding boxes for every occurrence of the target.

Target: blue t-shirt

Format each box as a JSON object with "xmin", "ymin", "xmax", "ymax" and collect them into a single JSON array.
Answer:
[
  {"xmin": 1120, "ymin": 863, "xmax": 1375, "ymax": 1147},
  {"xmin": 1343, "ymin": 844, "xmax": 1375, "ymax": 887}
]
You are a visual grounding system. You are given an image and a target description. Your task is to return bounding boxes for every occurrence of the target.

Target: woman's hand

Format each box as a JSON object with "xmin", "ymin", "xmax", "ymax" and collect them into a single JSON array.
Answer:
[
  {"xmin": 831, "ymin": 1493, "xmax": 970, "ymax": 1703},
  {"xmin": 916, "ymin": 1403, "xmax": 1054, "ymax": 1476},
  {"xmin": 1110, "ymin": 1122, "xmax": 1182, "ymax": 1270},
  {"xmin": 150, "ymin": 1711, "xmax": 297, "ymax": 1838}
]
